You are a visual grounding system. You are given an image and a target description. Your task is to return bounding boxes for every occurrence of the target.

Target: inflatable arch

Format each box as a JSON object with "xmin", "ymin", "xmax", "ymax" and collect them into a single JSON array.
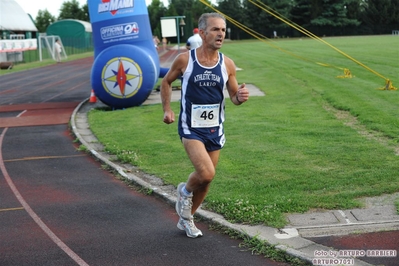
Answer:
[{"xmin": 88, "ymin": 0, "xmax": 168, "ymax": 108}]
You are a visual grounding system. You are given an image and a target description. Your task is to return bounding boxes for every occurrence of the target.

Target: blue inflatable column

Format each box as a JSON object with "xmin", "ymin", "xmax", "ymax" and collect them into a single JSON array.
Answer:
[{"xmin": 88, "ymin": 0, "xmax": 160, "ymax": 108}]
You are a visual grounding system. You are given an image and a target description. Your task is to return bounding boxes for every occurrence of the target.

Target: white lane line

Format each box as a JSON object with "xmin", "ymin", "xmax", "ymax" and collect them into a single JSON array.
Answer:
[{"xmin": 0, "ymin": 114, "xmax": 89, "ymax": 266}]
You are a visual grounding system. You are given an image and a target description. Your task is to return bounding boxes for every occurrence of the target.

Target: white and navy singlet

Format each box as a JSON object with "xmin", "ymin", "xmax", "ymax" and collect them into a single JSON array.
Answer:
[{"xmin": 178, "ymin": 48, "xmax": 229, "ymax": 143}]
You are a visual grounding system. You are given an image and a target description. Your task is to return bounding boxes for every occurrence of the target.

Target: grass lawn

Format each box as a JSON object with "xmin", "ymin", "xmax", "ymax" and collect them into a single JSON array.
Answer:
[{"xmin": 89, "ymin": 36, "xmax": 397, "ymax": 228}]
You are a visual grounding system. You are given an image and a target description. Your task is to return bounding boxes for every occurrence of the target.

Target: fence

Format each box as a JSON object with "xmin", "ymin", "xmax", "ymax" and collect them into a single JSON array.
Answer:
[{"xmin": 0, "ymin": 36, "xmax": 94, "ymax": 66}]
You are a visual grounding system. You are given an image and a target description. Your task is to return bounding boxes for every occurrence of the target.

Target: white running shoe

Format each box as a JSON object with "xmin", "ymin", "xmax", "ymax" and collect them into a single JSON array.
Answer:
[
  {"xmin": 177, "ymin": 217, "xmax": 203, "ymax": 238},
  {"xmin": 175, "ymin": 182, "xmax": 193, "ymax": 220}
]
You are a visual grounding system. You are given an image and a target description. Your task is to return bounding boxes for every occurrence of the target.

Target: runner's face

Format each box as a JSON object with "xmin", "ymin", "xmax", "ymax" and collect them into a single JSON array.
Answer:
[{"xmin": 203, "ymin": 17, "xmax": 226, "ymax": 49}]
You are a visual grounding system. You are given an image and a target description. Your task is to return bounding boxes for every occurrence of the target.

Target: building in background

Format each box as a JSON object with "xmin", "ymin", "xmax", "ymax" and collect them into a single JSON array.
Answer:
[
  {"xmin": 0, "ymin": 0, "xmax": 38, "ymax": 63},
  {"xmin": 46, "ymin": 19, "xmax": 92, "ymax": 50}
]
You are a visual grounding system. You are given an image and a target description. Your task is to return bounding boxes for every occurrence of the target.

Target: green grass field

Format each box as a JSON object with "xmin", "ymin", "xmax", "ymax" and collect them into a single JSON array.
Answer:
[{"xmin": 82, "ymin": 36, "xmax": 398, "ymax": 227}]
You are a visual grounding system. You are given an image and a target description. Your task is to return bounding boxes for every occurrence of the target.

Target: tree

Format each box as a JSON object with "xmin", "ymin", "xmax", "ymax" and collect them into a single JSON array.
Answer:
[
  {"xmin": 35, "ymin": 9, "xmax": 56, "ymax": 33},
  {"xmin": 345, "ymin": 0, "xmax": 363, "ymax": 21},
  {"xmin": 170, "ymin": 0, "xmax": 193, "ymax": 17},
  {"xmin": 58, "ymin": 0, "xmax": 85, "ymax": 21},
  {"xmin": 291, "ymin": 0, "xmax": 312, "ymax": 29},
  {"xmin": 267, "ymin": 0, "xmax": 293, "ymax": 37},
  {"xmin": 243, "ymin": 0, "xmax": 293, "ymax": 39},
  {"xmin": 81, "ymin": 3, "xmax": 90, "ymax": 22},
  {"xmin": 165, "ymin": 2, "xmax": 178, "ymax": 16},
  {"xmin": 217, "ymin": 0, "xmax": 244, "ymax": 40},
  {"xmin": 192, "ymin": 0, "xmax": 214, "ymax": 25},
  {"xmin": 309, "ymin": 0, "xmax": 361, "ymax": 36},
  {"xmin": 147, "ymin": 0, "xmax": 167, "ymax": 38},
  {"xmin": 243, "ymin": 0, "xmax": 274, "ymax": 38},
  {"xmin": 361, "ymin": 0, "xmax": 399, "ymax": 34}
]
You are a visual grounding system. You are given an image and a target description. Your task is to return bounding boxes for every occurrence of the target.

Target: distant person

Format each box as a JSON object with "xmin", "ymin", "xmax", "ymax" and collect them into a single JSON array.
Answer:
[
  {"xmin": 186, "ymin": 28, "xmax": 202, "ymax": 50},
  {"xmin": 273, "ymin": 30, "xmax": 277, "ymax": 38},
  {"xmin": 161, "ymin": 13, "xmax": 249, "ymax": 238},
  {"xmin": 153, "ymin": 35, "xmax": 160, "ymax": 50},
  {"xmin": 54, "ymin": 39, "xmax": 62, "ymax": 63},
  {"xmin": 162, "ymin": 37, "xmax": 167, "ymax": 50}
]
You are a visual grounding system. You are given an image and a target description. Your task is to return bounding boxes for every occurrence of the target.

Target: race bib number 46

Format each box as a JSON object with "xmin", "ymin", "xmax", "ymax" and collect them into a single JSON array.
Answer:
[{"xmin": 191, "ymin": 104, "xmax": 220, "ymax": 128}]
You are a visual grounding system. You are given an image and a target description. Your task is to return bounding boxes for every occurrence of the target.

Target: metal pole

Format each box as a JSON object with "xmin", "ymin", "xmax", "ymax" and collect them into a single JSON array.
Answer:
[
  {"xmin": 176, "ymin": 18, "xmax": 180, "ymax": 54},
  {"xmin": 39, "ymin": 36, "xmax": 42, "ymax": 62}
]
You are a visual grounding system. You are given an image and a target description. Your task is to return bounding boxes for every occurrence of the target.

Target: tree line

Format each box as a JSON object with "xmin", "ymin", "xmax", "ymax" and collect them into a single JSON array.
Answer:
[
  {"xmin": 34, "ymin": 0, "xmax": 399, "ymax": 41},
  {"xmin": 35, "ymin": 0, "xmax": 88, "ymax": 32}
]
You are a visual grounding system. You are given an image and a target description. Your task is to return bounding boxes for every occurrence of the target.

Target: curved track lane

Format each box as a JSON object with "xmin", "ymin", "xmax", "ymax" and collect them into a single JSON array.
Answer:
[{"xmin": 0, "ymin": 58, "xmax": 289, "ymax": 266}]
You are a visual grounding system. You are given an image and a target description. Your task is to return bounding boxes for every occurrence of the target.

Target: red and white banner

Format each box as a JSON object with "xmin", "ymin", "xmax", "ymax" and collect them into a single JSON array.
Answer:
[{"xmin": 0, "ymin": 39, "xmax": 37, "ymax": 53}]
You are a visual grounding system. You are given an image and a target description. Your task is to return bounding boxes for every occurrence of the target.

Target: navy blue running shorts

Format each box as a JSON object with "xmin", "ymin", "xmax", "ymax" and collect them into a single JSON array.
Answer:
[{"xmin": 180, "ymin": 133, "xmax": 226, "ymax": 152}]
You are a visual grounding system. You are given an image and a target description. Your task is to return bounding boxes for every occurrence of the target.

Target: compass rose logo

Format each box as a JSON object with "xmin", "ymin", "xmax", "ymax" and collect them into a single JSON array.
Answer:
[{"xmin": 101, "ymin": 57, "xmax": 143, "ymax": 99}]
